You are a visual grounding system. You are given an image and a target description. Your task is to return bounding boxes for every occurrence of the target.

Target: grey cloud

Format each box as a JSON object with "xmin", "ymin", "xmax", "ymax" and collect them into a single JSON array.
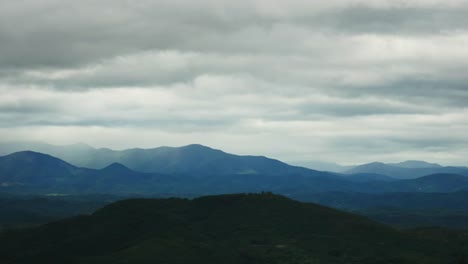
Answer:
[
  {"xmin": 333, "ymin": 78, "xmax": 468, "ymax": 108},
  {"xmin": 2, "ymin": 1, "xmax": 468, "ymax": 71},
  {"xmin": 298, "ymin": 102, "xmax": 428, "ymax": 117},
  {"xmin": 0, "ymin": 118, "xmax": 235, "ymax": 131},
  {"xmin": 317, "ymin": 6, "xmax": 468, "ymax": 34},
  {"xmin": 0, "ymin": 103, "xmax": 58, "ymax": 114},
  {"xmin": 1, "ymin": 0, "xmax": 468, "ymax": 165},
  {"xmin": 389, "ymin": 137, "xmax": 468, "ymax": 151}
]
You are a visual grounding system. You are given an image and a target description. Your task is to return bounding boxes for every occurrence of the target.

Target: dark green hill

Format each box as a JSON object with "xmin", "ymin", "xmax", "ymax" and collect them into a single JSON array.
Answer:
[
  {"xmin": 0, "ymin": 194, "xmax": 115, "ymax": 231},
  {"xmin": 0, "ymin": 193, "xmax": 466, "ymax": 264}
]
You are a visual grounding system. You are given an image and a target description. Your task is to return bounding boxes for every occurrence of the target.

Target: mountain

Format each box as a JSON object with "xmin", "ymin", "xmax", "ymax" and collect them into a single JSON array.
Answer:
[
  {"xmin": 2, "ymin": 151, "xmax": 468, "ymax": 196},
  {"xmin": 0, "ymin": 141, "xmax": 96, "ymax": 165},
  {"xmin": 388, "ymin": 173, "xmax": 468, "ymax": 192},
  {"xmin": 0, "ymin": 151, "xmax": 82, "ymax": 186},
  {"xmin": 287, "ymin": 173, "xmax": 468, "ymax": 194},
  {"xmin": 345, "ymin": 162, "xmax": 468, "ymax": 179},
  {"xmin": 341, "ymin": 173, "xmax": 397, "ymax": 182},
  {"xmin": 0, "ymin": 151, "xmax": 351, "ymax": 195},
  {"xmin": 0, "ymin": 142, "xmax": 324, "ymax": 176},
  {"xmin": 4, "ymin": 141, "xmax": 467, "ymax": 180},
  {"xmin": 390, "ymin": 160, "xmax": 442, "ymax": 169},
  {"xmin": 297, "ymin": 189, "xmax": 468, "ymax": 228},
  {"xmin": 296, "ymin": 191, "xmax": 468, "ymax": 229},
  {"xmin": 299, "ymin": 191, "xmax": 468, "ymax": 211},
  {"xmin": 346, "ymin": 173, "xmax": 468, "ymax": 193},
  {"xmin": 294, "ymin": 160, "xmax": 443, "ymax": 174},
  {"xmin": 289, "ymin": 160, "xmax": 355, "ymax": 172},
  {"xmin": 1, "ymin": 193, "xmax": 467, "ymax": 264},
  {"xmin": 0, "ymin": 151, "xmax": 155, "ymax": 194}
]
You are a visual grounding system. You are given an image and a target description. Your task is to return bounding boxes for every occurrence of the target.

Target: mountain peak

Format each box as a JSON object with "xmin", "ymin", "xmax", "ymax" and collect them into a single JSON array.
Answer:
[
  {"xmin": 5, "ymin": 151, "xmax": 62, "ymax": 162},
  {"xmin": 181, "ymin": 144, "xmax": 217, "ymax": 151},
  {"xmin": 101, "ymin": 162, "xmax": 133, "ymax": 172},
  {"xmin": 357, "ymin": 162, "xmax": 387, "ymax": 168},
  {"xmin": 390, "ymin": 160, "xmax": 442, "ymax": 169}
]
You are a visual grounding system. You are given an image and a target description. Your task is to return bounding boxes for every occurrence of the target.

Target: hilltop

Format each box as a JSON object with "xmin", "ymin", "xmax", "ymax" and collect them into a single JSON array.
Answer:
[{"xmin": 0, "ymin": 193, "xmax": 467, "ymax": 264}]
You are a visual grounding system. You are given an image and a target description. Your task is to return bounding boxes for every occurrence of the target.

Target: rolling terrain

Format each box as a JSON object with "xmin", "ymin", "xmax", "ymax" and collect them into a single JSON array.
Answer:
[
  {"xmin": 2, "ymin": 151, "xmax": 468, "ymax": 196},
  {"xmin": 3, "ymin": 142, "xmax": 467, "ymax": 179},
  {"xmin": 0, "ymin": 193, "xmax": 117, "ymax": 231},
  {"xmin": 296, "ymin": 191, "xmax": 468, "ymax": 229},
  {"xmin": 1, "ymin": 193, "xmax": 467, "ymax": 264},
  {"xmin": 0, "ymin": 142, "xmax": 321, "ymax": 175},
  {"xmin": 1, "ymin": 145, "xmax": 468, "ymax": 235}
]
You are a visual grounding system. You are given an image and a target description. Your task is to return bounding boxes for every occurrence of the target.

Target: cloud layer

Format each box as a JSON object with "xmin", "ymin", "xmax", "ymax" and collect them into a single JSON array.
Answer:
[{"xmin": 1, "ymin": 0, "xmax": 468, "ymax": 165}]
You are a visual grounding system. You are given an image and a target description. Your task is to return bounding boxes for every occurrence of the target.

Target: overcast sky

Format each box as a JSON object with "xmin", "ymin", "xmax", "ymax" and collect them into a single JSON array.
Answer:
[{"xmin": 1, "ymin": 0, "xmax": 468, "ymax": 165}]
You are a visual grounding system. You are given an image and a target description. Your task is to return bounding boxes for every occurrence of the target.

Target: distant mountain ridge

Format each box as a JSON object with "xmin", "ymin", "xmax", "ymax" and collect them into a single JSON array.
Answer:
[
  {"xmin": 345, "ymin": 161, "xmax": 468, "ymax": 179},
  {"xmin": 1, "ymin": 142, "xmax": 465, "ymax": 179},
  {"xmin": 289, "ymin": 160, "xmax": 355, "ymax": 173},
  {"xmin": 0, "ymin": 151, "xmax": 344, "ymax": 195},
  {"xmin": 0, "ymin": 142, "xmax": 320, "ymax": 176},
  {"xmin": 0, "ymin": 151, "xmax": 156, "ymax": 193},
  {"xmin": 1, "ymin": 151, "xmax": 468, "ymax": 195},
  {"xmin": 389, "ymin": 160, "xmax": 442, "ymax": 169}
]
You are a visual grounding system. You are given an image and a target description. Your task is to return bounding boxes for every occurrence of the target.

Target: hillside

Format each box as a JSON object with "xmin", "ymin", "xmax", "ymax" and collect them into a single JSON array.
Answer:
[
  {"xmin": 342, "ymin": 173, "xmax": 397, "ymax": 182},
  {"xmin": 296, "ymin": 191, "xmax": 468, "ymax": 229},
  {"xmin": 298, "ymin": 191, "xmax": 468, "ymax": 211},
  {"xmin": 1, "ymin": 193, "xmax": 467, "ymax": 264},
  {"xmin": 0, "ymin": 151, "xmax": 156, "ymax": 194},
  {"xmin": 385, "ymin": 173, "xmax": 468, "ymax": 193},
  {"xmin": 0, "ymin": 193, "xmax": 116, "ymax": 231},
  {"xmin": 0, "ymin": 151, "xmax": 83, "ymax": 186}
]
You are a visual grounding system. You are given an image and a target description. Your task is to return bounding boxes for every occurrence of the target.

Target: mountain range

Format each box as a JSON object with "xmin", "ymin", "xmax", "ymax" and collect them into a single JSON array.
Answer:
[
  {"xmin": 344, "ymin": 161, "xmax": 468, "ymax": 179},
  {"xmin": 1, "ymin": 143, "xmax": 468, "ymax": 262},
  {"xmin": 0, "ymin": 142, "xmax": 322, "ymax": 175},
  {"xmin": 2, "ymin": 141, "xmax": 467, "ymax": 179},
  {"xmin": 1, "ymin": 150, "xmax": 468, "ymax": 196}
]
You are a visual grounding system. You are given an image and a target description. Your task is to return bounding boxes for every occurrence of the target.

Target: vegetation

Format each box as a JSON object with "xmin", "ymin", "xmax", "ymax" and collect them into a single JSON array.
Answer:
[
  {"xmin": 1, "ymin": 193, "xmax": 467, "ymax": 264},
  {"xmin": 0, "ymin": 193, "xmax": 120, "ymax": 231}
]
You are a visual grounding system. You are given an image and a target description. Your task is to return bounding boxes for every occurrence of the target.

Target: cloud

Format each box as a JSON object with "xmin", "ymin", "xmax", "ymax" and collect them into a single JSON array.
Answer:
[{"xmin": 1, "ymin": 0, "xmax": 468, "ymax": 165}]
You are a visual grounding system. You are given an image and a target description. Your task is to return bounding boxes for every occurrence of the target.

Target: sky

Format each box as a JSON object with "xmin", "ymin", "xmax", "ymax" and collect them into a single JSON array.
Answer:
[{"xmin": 1, "ymin": 0, "xmax": 468, "ymax": 165}]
